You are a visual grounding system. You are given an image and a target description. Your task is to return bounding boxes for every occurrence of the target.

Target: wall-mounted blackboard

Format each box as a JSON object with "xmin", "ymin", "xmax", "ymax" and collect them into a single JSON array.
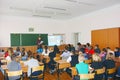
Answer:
[
  {"xmin": 11, "ymin": 34, "xmax": 21, "ymax": 46},
  {"xmin": 11, "ymin": 33, "xmax": 48, "ymax": 46}
]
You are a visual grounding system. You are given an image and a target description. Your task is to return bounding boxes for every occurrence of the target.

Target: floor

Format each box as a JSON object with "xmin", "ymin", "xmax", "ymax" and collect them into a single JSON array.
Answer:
[{"xmin": 0, "ymin": 70, "xmax": 72, "ymax": 80}]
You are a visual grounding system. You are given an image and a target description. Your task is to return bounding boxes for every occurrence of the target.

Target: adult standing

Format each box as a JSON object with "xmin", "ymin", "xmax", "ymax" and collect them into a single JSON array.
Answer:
[{"xmin": 36, "ymin": 36, "xmax": 43, "ymax": 53}]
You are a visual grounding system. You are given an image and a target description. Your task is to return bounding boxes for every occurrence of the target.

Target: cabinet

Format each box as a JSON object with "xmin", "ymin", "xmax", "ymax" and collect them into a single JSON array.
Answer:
[{"xmin": 91, "ymin": 27, "xmax": 120, "ymax": 50}]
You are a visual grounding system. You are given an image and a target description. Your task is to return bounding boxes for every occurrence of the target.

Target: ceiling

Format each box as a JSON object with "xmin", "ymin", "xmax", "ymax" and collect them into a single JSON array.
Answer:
[{"xmin": 0, "ymin": 0, "xmax": 120, "ymax": 20}]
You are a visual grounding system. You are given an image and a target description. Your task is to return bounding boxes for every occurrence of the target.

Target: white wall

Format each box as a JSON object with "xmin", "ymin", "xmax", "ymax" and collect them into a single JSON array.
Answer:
[
  {"xmin": 0, "ymin": 15, "xmax": 73, "ymax": 47},
  {"xmin": 66, "ymin": 4, "xmax": 120, "ymax": 44},
  {"xmin": 0, "ymin": 4, "xmax": 120, "ymax": 47}
]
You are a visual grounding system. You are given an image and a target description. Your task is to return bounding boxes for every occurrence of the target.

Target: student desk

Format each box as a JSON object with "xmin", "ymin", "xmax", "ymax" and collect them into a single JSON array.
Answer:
[
  {"xmin": 43, "ymin": 56, "xmax": 50, "ymax": 63},
  {"xmin": 1, "ymin": 61, "xmax": 44, "ymax": 79},
  {"xmin": 56, "ymin": 60, "xmax": 71, "ymax": 80}
]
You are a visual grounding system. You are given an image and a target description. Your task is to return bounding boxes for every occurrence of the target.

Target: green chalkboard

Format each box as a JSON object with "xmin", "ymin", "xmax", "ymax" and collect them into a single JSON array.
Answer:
[
  {"xmin": 40, "ymin": 34, "xmax": 48, "ymax": 45},
  {"xmin": 11, "ymin": 34, "xmax": 20, "ymax": 46},
  {"xmin": 11, "ymin": 33, "xmax": 48, "ymax": 46},
  {"xmin": 21, "ymin": 34, "xmax": 39, "ymax": 46}
]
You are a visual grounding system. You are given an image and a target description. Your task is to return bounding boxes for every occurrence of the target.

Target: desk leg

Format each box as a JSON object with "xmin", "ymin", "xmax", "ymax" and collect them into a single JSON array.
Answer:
[
  {"xmin": 57, "ymin": 63, "xmax": 60, "ymax": 80},
  {"xmin": 4, "ymin": 70, "xmax": 7, "ymax": 80}
]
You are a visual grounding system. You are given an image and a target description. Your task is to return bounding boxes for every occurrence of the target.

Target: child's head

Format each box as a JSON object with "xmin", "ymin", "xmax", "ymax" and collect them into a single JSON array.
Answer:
[
  {"xmin": 78, "ymin": 54, "xmax": 85, "ymax": 62},
  {"xmin": 92, "ymin": 53, "xmax": 101, "ymax": 62},
  {"xmin": 106, "ymin": 52, "xmax": 114, "ymax": 60}
]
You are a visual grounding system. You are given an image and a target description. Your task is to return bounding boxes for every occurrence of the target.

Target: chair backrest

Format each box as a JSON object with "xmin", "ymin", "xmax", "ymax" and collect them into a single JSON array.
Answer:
[
  {"xmin": 54, "ymin": 57, "xmax": 61, "ymax": 61},
  {"xmin": 84, "ymin": 59, "xmax": 92, "ymax": 64},
  {"xmin": 59, "ymin": 62, "xmax": 71, "ymax": 69},
  {"xmin": 1, "ymin": 60, "xmax": 7, "ymax": 64},
  {"xmin": 44, "ymin": 56, "xmax": 50, "ymax": 63},
  {"xmin": 31, "ymin": 65, "xmax": 44, "ymax": 79},
  {"xmin": 0, "ymin": 56, "xmax": 4, "ymax": 59},
  {"xmin": 31, "ymin": 65, "xmax": 44, "ymax": 73},
  {"xmin": 20, "ymin": 61, "xmax": 28, "ymax": 73},
  {"xmin": 7, "ymin": 70, "xmax": 22, "ymax": 77},
  {"xmin": 20, "ymin": 61, "xmax": 26, "ymax": 66},
  {"xmin": 71, "ymin": 67, "xmax": 77, "ymax": 76},
  {"xmin": 21, "ymin": 66, "xmax": 28, "ymax": 73},
  {"xmin": 56, "ymin": 54, "xmax": 60, "ymax": 57},
  {"xmin": 95, "ymin": 68, "xmax": 105, "ymax": 75},
  {"xmin": 79, "ymin": 73, "xmax": 95, "ymax": 79},
  {"xmin": 107, "ymin": 67, "xmax": 116, "ymax": 74}
]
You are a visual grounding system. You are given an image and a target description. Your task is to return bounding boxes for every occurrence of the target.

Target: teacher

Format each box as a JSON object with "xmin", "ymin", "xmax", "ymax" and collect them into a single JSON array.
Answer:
[{"xmin": 36, "ymin": 36, "xmax": 43, "ymax": 53}]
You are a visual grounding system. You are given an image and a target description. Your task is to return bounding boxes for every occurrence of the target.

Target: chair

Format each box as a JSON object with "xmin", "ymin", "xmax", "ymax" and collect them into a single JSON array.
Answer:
[
  {"xmin": 70, "ymin": 67, "xmax": 77, "ymax": 78},
  {"xmin": 106, "ymin": 67, "xmax": 116, "ymax": 80},
  {"xmin": 79, "ymin": 73, "xmax": 95, "ymax": 80},
  {"xmin": 95, "ymin": 68, "xmax": 105, "ymax": 75},
  {"xmin": 0, "ymin": 56, "xmax": 4, "ymax": 59},
  {"xmin": 59, "ymin": 62, "xmax": 71, "ymax": 69},
  {"xmin": 56, "ymin": 54, "xmax": 60, "ymax": 57},
  {"xmin": 54, "ymin": 57, "xmax": 61, "ymax": 61},
  {"xmin": 20, "ymin": 61, "xmax": 27, "ymax": 67},
  {"xmin": 1, "ymin": 65, "xmax": 8, "ymax": 80},
  {"xmin": 107, "ymin": 67, "xmax": 116, "ymax": 74},
  {"xmin": 84, "ymin": 59, "xmax": 92, "ymax": 64},
  {"xmin": 52, "ymin": 57, "xmax": 61, "ymax": 73},
  {"xmin": 1, "ymin": 60, "xmax": 7, "ymax": 64},
  {"xmin": 44, "ymin": 56, "xmax": 50, "ymax": 63},
  {"xmin": 94, "ymin": 68, "xmax": 105, "ymax": 80},
  {"xmin": 7, "ymin": 70, "xmax": 23, "ymax": 80},
  {"xmin": 56, "ymin": 61, "xmax": 71, "ymax": 80},
  {"xmin": 30, "ymin": 65, "xmax": 44, "ymax": 80}
]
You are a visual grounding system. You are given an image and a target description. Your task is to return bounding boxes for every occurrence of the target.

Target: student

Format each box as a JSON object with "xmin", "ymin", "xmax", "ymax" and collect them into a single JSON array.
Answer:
[
  {"xmin": 71, "ymin": 45, "xmax": 76, "ymax": 52},
  {"xmin": 67, "ymin": 50, "xmax": 79, "ymax": 67},
  {"xmin": 48, "ymin": 47, "xmax": 56, "ymax": 74},
  {"xmin": 0, "ymin": 49, "xmax": 5, "ymax": 55},
  {"xmin": 88, "ymin": 46, "xmax": 95, "ymax": 55},
  {"xmin": 66, "ymin": 50, "xmax": 79, "ymax": 76},
  {"xmin": 87, "ymin": 46, "xmax": 95, "ymax": 59},
  {"xmin": 36, "ymin": 46, "xmax": 43, "ymax": 54},
  {"xmin": 7, "ymin": 54, "xmax": 21, "ymax": 80},
  {"xmin": 106, "ymin": 47, "xmax": 114, "ymax": 56},
  {"xmin": 77, "ymin": 42, "xmax": 82, "ymax": 52},
  {"xmin": 15, "ymin": 47, "xmax": 22, "ymax": 56},
  {"xmin": 114, "ymin": 47, "xmax": 120, "ymax": 57},
  {"xmin": 78, "ymin": 51, "xmax": 88, "ymax": 60},
  {"xmin": 94, "ymin": 44, "xmax": 101, "ymax": 54},
  {"xmin": 103, "ymin": 52, "xmax": 115, "ymax": 79},
  {"xmin": 21, "ymin": 48, "xmax": 28, "ymax": 61},
  {"xmin": 99, "ymin": 48, "xmax": 107, "ymax": 62},
  {"xmin": 24, "ymin": 55, "xmax": 42, "ymax": 77},
  {"xmin": 90, "ymin": 53, "xmax": 104, "ymax": 80},
  {"xmin": 53, "ymin": 45, "xmax": 60, "ymax": 54},
  {"xmin": 67, "ymin": 44, "xmax": 72, "ymax": 51},
  {"xmin": 36, "ymin": 55, "xmax": 41, "ymax": 62},
  {"xmin": 27, "ymin": 50, "xmax": 33, "ymax": 58},
  {"xmin": 42, "ymin": 45, "xmax": 50, "ymax": 56},
  {"xmin": 79, "ymin": 45, "xmax": 86, "ymax": 53},
  {"xmin": 60, "ymin": 46, "xmax": 70, "ymax": 61},
  {"xmin": 75, "ymin": 54, "xmax": 89, "ymax": 80},
  {"xmin": 86, "ymin": 43, "xmax": 91, "ymax": 50},
  {"xmin": 4, "ymin": 47, "xmax": 13, "ymax": 61},
  {"xmin": 67, "ymin": 44, "xmax": 75, "ymax": 52}
]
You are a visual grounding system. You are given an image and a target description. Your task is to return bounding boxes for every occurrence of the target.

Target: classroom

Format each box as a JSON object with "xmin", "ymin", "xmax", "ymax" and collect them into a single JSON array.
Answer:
[{"xmin": 0, "ymin": 0, "xmax": 120, "ymax": 80}]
